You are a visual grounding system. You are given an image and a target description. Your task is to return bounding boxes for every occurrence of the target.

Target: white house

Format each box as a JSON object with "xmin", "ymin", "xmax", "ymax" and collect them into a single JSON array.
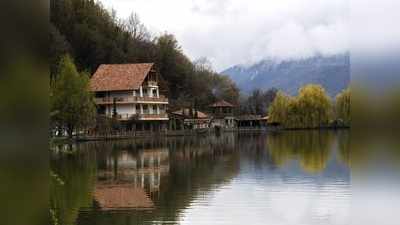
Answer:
[{"xmin": 90, "ymin": 63, "xmax": 169, "ymax": 131}]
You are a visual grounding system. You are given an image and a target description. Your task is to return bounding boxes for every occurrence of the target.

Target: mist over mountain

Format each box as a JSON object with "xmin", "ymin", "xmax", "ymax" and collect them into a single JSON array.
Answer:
[{"xmin": 221, "ymin": 54, "xmax": 350, "ymax": 97}]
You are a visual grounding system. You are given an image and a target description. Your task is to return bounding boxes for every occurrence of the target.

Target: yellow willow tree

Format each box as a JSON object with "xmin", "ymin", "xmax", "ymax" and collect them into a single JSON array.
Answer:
[
  {"xmin": 268, "ymin": 91, "xmax": 292, "ymax": 125},
  {"xmin": 296, "ymin": 84, "xmax": 332, "ymax": 128},
  {"xmin": 335, "ymin": 88, "xmax": 351, "ymax": 126},
  {"xmin": 286, "ymin": 97, "xmax": 302, "ymax": 129},
  {"xmin": 268, "ymin": 85, "xmax": 333, "ymax": 128}
]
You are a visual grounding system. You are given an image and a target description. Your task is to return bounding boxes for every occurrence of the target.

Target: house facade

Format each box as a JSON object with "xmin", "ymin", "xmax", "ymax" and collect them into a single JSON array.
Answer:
[{"xmin": 90, "ymin": 63, "xmax": 169, "ymax": 131}]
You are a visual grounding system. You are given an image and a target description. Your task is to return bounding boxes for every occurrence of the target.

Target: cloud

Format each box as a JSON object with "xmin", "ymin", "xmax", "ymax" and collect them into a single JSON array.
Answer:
[{"xmin": 99, "ymin": 0, "xmax": 349, "ymax": 71}]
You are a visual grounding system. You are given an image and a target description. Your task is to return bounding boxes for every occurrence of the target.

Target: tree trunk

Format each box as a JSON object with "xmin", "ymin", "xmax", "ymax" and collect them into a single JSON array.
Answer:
[{"xmin": 67, "ymin": 124, "xmax": 74, "ymax": 139}]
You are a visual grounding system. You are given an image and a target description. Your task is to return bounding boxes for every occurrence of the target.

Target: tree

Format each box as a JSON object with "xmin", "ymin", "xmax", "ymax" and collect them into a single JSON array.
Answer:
[
  {"xmin": 268, "ymin": 85, "xmax": 333, "ymax": 128},
  {"xmin": 296, "ymin": 84, "xmax": 332, "ymax": 128},
  {"xmin": 50, "ymin": 0, "xmax": 240, "ymax": 111},
  {"xmin": 212, "ymin": 75, "xmax": 240, "ymax": 105},
  {"xmin": 194, "ymin": 57, "xmax": 213, "ymax": 72},
  {"xmin": 124, "ymin": 12, "xmax": 150, "ymax": 41},
  {"xmin": 335, "ymin": 88, "xmax": 350, "ymax": 126},
  {"xmin": 242, "ymin": 88, "xmax": 278, "ymax": 115},
  {"xmin": 51, "ymin": 55, "xmax": 96, "ymax": 138},
  {"xmin": 50, "ymin": 24, "xmax": 69, "ymax": 82},
  {"xmin": 268, "ymin": 91, "xmax": 292, "ymax": 125}
]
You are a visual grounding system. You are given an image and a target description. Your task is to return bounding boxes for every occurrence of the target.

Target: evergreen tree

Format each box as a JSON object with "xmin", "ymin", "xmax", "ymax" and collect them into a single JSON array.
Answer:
[{"xmin": 51, "ymin": 55, "xmax": 96, "ymax": 137}]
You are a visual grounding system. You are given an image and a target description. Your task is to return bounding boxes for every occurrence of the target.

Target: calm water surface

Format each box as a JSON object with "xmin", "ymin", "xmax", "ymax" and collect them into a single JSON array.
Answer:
[{"xmin": 51, "ymin": 131, "xmax": 351, "ymax": 225}]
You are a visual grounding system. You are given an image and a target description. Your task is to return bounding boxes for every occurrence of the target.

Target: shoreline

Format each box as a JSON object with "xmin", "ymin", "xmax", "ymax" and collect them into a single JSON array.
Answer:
[{"xmin": 50, "ymin": 126, "xmax": 350, "ymax": 144}]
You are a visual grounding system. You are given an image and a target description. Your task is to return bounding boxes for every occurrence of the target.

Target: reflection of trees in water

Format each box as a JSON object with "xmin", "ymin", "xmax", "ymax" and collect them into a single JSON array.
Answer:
[
  {"xmin": 50, "ymin": 146, "xmax": 97, "ymax": 225},
  {"xmin": 337, "ymin": 130, "xmax": 351, "ymax": 167},
  {"xmin": 235, "ymin": 133, "xmax": 275, "ymax": 169},
  {"xmin": 74, "ymin": 135, "xmax": 240, "ymax": 225},
  {"xmin": 266, "ymin": 131, "xmax": 335, "ymax": 173}
]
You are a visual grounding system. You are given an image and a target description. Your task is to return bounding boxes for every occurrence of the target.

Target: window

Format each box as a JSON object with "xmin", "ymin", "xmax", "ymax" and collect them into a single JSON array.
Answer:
[
  {"xmin": 143, "ymin": 105, "xmax": 148, "ymax": 114},
  {"xmin": 97, "ymin": 106, "xmax": 106, "ymax": 114},
  {"xmin": 136, "ymin": 105, "xmax": 140, "ymax": 113},
  {"xmin": 95, "ymin": 92, "xmax": 106, "ymax": 98}
]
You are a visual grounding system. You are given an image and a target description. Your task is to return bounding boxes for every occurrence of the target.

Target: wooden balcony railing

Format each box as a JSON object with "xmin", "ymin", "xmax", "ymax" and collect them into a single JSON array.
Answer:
[
  {"xmin": 95, "ymin": 95, "xmax": 168, "ymax": 104},
  {"xmin": 145, "ymin": 81, "xmax": 158, "ymax": 86},
  {"xmin": 111, "ymin": 113, "xmax": 169, "ymax": 120},
  {"xmin": 138, "ymin": 114, "xmax": 169, "ymax": 120}
]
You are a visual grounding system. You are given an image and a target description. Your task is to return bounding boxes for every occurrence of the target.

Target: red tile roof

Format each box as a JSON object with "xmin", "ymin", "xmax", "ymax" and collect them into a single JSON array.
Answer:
[
  {"xmin": 90, "ymin": 63, "xmax": 154, "ymax": 92},
  {"xmin": 209, "ymin": 100, "xmax": 234, "ymax": 107}
]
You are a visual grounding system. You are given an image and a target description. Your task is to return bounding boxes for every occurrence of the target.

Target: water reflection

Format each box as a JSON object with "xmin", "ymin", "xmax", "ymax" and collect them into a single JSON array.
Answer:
[
  {"xmin": 94, "ymin": 148, "xmax": 169, "ymax": 210},
  {"xmin": 51, "ymin": 131, "xmax": 351, "ymax": 225},
  {"xmin": 266, "ymin": 131, "xmax": 340, "ymax": 173},
  {"xmin": 50, "ymin": 147, "xmax": 96, "ymax": 225}
]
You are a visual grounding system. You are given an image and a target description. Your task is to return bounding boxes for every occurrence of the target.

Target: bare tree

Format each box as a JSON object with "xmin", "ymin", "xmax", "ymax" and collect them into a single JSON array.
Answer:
[
  {"xmin": 194, "ymin": 57, "xmax": 213, "ymax": 72},
  {"xmin": 124, "ymin": 12, "xmax": 150, "ymax": 41}
]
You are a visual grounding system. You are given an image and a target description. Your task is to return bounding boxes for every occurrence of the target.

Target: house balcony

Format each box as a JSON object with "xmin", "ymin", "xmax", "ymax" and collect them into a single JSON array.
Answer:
[
  {"xmin": 112, "ymin": 113, "xmax": 169, "ymax": 121},
  {"xmin": 145, "ymin": 81, "xmax": 158, "ymax": 87},
  {"xmin": 95, "ymin": 95, "xmax": 168, "ymax": 105}
]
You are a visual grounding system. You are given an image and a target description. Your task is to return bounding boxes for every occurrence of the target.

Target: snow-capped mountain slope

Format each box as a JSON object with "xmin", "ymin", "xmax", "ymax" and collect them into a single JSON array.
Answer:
[{"xmin": 222, "ymin": 54, "xmax": 350, "ymax": 96}]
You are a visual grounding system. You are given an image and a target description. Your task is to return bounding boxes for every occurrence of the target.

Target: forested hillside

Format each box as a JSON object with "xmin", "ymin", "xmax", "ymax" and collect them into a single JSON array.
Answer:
[{"xmin": 50, "ymin": 0, "xmax": 239, "ymax": 109}]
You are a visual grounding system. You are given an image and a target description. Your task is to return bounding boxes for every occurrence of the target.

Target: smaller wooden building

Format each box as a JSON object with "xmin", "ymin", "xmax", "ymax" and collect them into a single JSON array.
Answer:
[
  {"xmin": 236, "ymin": 115, "xmax": 270, "ymax": 130},
  {"xmin": 168, "ymin": 108, "xmax": 210, "ymax": 130},
  {"xmin": 236, "ymin": 115, "xmax": 262, "ymax": 128},
  {"xmin": 209, "ymin": 100, "xmax": 234, "ymax": 118},
  {"xmin": 209, "ymin": 100, "xmax": 237, "ymax": 129}
]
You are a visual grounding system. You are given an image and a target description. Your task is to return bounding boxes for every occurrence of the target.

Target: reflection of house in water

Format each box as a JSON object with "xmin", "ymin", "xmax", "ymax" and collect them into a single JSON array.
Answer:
[
  {"xmin": 77, "ymin": 137, "xmax": 241, "ymax": 224},
  {"xmin": 168, "ymin": 134, "xmax": 237, "ymax": 163},
  {"xmin": 95, "ymin": 148, "xmax": 169, "ymax": 210},
  {"xmin": 94, "ymin": 184, "xmax": 154, "ymax": 210}
]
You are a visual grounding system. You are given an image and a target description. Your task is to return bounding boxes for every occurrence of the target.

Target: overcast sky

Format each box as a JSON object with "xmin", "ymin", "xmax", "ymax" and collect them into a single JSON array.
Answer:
[{"xmin": 99, "ymin": 0, "xmax": 348, "ymax": 71}]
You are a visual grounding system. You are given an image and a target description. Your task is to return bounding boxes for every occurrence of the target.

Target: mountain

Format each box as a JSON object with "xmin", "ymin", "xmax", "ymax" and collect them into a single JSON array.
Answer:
[{"xmin": 221, "ymin": 54, "xmax": 350, "ymax": 97}]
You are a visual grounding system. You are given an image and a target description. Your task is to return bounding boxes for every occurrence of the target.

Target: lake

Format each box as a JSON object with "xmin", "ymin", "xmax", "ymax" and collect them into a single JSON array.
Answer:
[{"xmin": 50, "ymin": 130, "xmax": 351, "ymax": 225}]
